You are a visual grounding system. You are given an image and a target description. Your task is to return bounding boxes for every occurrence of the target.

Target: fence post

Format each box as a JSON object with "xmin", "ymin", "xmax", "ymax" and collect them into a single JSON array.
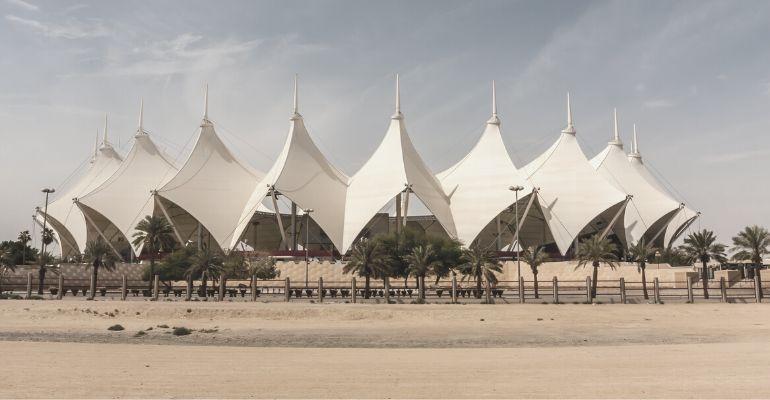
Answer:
[
  {"xmin": 218, "ymin": 275, "xmax": 226, "ymax": 301},
  {"xmin": 619, "ymin": 277, "xmax": 626, "ymax": 304},
  {"xmin": 384, "ymin": 277, "xmax": 390, "ymax": 303},
  {"xmin": 585, "ymin": 276, "xmax": 592, "ymax": 303},
  {"xmin": 552, "ymin": 276, "xmax": 559, "ymax": 304},
  {"xmin": 26, "ymin": 272, "xmax": 33, "ymax": 299},
  {"xmin": 687, "ymin": 275, "xmax": 694, "ymax": 303},
  {"xmin": 720, "ymin": 277, "xmax": 727, "ymax": 303},
  {"xmin": 318, "ymin": 277, "xmax": 324, "ymax": 303},
  {"xmin": 186, "ymin": 278, "xmax": 193, "ymax": 301},
  {"xmin": 755, "ymin": 273, "xmax": 762, "ymax": 303},
  {"xmin": 451, "ymin": 272, "xmax": 458, "ymax": 304},
  {"xmin": 150, "ymin": 275, "xmax": 158, "ymax": 300},
  {"xmin": 121, "ymin": 275, "xmax": 127, "ymax": 301},
  {"xmin": 653, "ymin": 277, "xmax": 660, "ymax": 304},
  {"xmin": 351, "ymin": 277, "xmax": 357, "ymax": 304},
  {"xmin": 284, "ymin": 277, "xmax": 291, "ymax": 302},
  {"xmin": 251, "ymin": 275, "xmax": 258, "ymax": 301},
  {"xmin": 519, "ymin": 277, "xmax": 525, "ymax": 303},
  {"xmin": 485, "ymin": 280, "xmax": 492, "ymax": 304}
]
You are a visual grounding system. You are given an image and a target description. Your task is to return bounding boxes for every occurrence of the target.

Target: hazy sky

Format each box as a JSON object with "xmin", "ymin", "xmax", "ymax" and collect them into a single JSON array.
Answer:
[{"xmin": 1, "ymin": 0, "xmax": 768, "ymax": 248}]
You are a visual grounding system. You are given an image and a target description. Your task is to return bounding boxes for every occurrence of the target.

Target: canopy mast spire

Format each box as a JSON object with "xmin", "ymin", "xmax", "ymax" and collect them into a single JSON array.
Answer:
[
  {"xmin": 610, "ymin": 108, "xmax": 622, "ymax": 146},
  {"xmin": 633, "ymin": 124, "xmax": 639, "ymax": 154},
  {"xmin": 487, "ymin": 80, "xmax": 500, "ymax": 125},
  {"xmin": 138, "ymin": 98, "xmax": 144, "ymax": 133},
  {"xmin": 203, "ymin": 84, "xmax": 209, "ymax": 122},
  {"xmin": 392, "ymin": 73, "xmax": 402, "ymax": 119},
  {"xmin": 103, "ymin": 113, "xmax": 109, "ymax": 145},
  {"xmin": 292, "ymin": 74, "xmax": 300, "ymax": 117},
  {"xmin": 562, "ymin": 92, "xmax": 575, "ymax": 134},
  {"xmin": 92, "ymin": 128, "xmax": 98, "ymax": 162}
]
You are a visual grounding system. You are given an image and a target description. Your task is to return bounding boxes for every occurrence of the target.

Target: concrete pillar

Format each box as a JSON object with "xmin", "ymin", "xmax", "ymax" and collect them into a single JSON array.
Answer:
[
  {"xmin": 619, "ymin": 277, "xmax": 626, "ymax": 304},
  {"xmin": 552, "ymin": 276, "xmax": 559, "ymax": 304},
  {"xmin": 653, "ymin": 277, "xmax": 661, "ymax": 304},
  {"xmin": 318, "ymin": 277, "xmax": 324, "ymax": 303},
  {"xmin": 755, "ymin": 274, "xmax": 762, "ymax": 303},
  {"xmin": 585, "ymin": 277, "xmax": 592, "ymax": 303},
  {"xmin": 720, "ymin": 277, "xmax": 727, "ymax": 303},
  {"xmin": 451, "ymin": 272, "xmax": 458, "ymax": 304},
  {"xmin": 121, "ymin": 275, "xmax": 127, "ymax": 301},
  {"xmin": 153, "ymin": 275, "xmax": 160, "ymax": 301},
  {"xmin": 26, "ymin": 272, "xmax": 32, "ymax": 299},
  {"xmin": 57, "ymin": 274, "xmax": 64, "ymax": 300},
  {"xmin": 687, "ymin": 276, "xmax": 694, "ymax": 303},
  {"xmin": 351, "ymin": 277, "xmax": 357, "ymax": 303},
  {"xmin": 218, "ymin": 275, "xmax": 226, "ymax": 301},
  {"xmin": 284, "ymin": 277, "xmax": 291, "ymax": 302}
]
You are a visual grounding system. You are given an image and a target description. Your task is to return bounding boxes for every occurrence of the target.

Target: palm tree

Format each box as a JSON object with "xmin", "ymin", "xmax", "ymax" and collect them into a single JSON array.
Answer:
[
  {"xmin": 185, "ymin": 249, "xmax": 223, "ymax": 296},
  {"xmin": 731, "ymin": 225, "xmax": 769, "ymax": 289},
  {"xmin": 37, "ymin": 227, "xmax": 55, "ymax": 294},
  {"xmin": 681, "ymin": 229, "xmax": 726, "ymax": 300},
  {"xmin": 343, "ymin": 238, "xmax": 388, "ymax": 299},
  {"xmin": 0, "ymin": 246, "xmax": 16, "ymax": 293},
  {"xmin": 17, "ymin": 230, "xmax": 31, "ymax": 265},
  {"xmin": 575, "ymin": 236, "xmax": 619, "ymax": 299},
  {"xmin": 627, "ymin": 239, "xmax": 656, "ymax": 300},
  {"xmin": 459, "ymin": 246, "xmax": 502, "ymax": 299},
  {"xmin": 521, "ymin": 245, "xmax": 547, "ymax": 299},
  {"xmin": 83, "ymin": 239, "xmax": 118, "ymax": 299},
  {"xmin": 132, "ymin": 216, "xmax": 176, "ymax": 290},
  {"xmin": 405, "ymin": 245, "xmax": 441, "ymax": 299}
]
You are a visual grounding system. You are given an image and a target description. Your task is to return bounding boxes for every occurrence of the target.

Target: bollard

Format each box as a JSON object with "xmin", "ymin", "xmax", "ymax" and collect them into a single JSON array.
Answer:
[
  {"xmin": 519, "ymin": 277, "xmax": 525, "ymax": 303},
  {"xmin": 251, "ymin": 275, "xmax": 258, "ymax": 301},
  {"xmin": 218, "ymin": 275, "xmax": 226, "ymax": 301},
  {"xmin": 318, "ymin": 277, "xmax": 324, "ymax": 303},
  {"xmin": 687, "ymin": 276, "xmax": 694, "ymax": 303},
  {"xmin": 619, "ymin": 277, "xmax": 626, "ymax": 304},
  {"xmin": 653, "ymin": 278, "xmax": 661, "ymax": 304},
  {"xmin": 121, "ymin": 275, "xmax": 127, "ymax": 301},
  {"xmin": 384, "ymin": 277, "xmax": 390, "ymax": 303},
  {"xmin": 26, "ymin": 272, "xmax": 33, "ymax": 299},
  {"xmin": 552, "ymin": 276, "xmax": 559, "ymax": 304},
  {"xmin": 755, "ymin": 274, "xmax": 762, "ymax": 303},
  {"xmin": 351, "ymin": 277, "xmax": 357, "ymax": 304},
  {"xmin": 186, "ymin": 278, "xmax": 193, "ymax": 301},
  {"xmin": 284, "ymin": 277, "xmax": 291, "ymax": 302},
  {"xmin": 585, "ymin": 276, "xmax": 592, "ymax": 303},
  {"xmin": 151, "ymin": 275, "xmax": 159, "ymax": 300},
  {"xmin": 57, "ymin": 274, "xmax": 64, "ymax": 300},
  {"xmin": 451, "ymin": 273, "xmax": 458, "ymax": 304},
  {"xmin": 720, "ymin": 277, "xmax": 727, "ymax": 303}
]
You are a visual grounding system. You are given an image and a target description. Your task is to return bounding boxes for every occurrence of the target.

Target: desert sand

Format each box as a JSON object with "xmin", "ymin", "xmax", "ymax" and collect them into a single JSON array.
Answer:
[{"xmin": 1, "ymin": 301, "xmax": 769, "ymax": 398}]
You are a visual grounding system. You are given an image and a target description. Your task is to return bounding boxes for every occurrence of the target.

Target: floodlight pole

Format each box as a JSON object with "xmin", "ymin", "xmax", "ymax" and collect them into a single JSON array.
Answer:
[
  {"xmin": 39, "ymin": 188, "xmax": 55, "ymax": 295},
  {"xmin": 304, "ymin": 208, "xmax": 314, "ymax": 288},
  {"xmin": 509, "ymin": 185, "xmax": 524, "ymax": 281}
]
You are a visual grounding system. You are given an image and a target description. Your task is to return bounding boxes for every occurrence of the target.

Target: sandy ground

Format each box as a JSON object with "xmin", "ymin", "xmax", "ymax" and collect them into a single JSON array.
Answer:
[{"xmin": 1, "ymin": 301, "xmax": 769, "ymax": 398}]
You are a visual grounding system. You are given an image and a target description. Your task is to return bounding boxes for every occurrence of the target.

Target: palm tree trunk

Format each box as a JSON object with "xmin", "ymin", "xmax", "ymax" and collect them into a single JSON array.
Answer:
[
  {"xmin": 365, "ymin": 275, "xmax": 371, "ymax": 299},
  {"xmin": 756, "ymin": 265, "xmax": 763, "ymax": 299},
  {"xmin": 476, "ymin": 271, "xmax": 482, "ymax": 299},
  {"xmin": 701, "ymin": 260, "xmax": 709, "ymax": 299},
  {"xmin": 591, "ymin": 262, "xmax": 599, "ymax": 299},
  {"xmin": 533, "ymin": 271, "xmax": 539, "ymax": 299},
  {"xmin": 37, "ymin": 265, "xmax": 46, "ymax": 295},
  {"xmin": 200, "ymin": 271, "xmax": 207, "ymax": 295},
  {"xmin": 641, "ymin": 263, "xmax": 649, "ymax": 300},
  {"xmin": 148, "ymin": 255, "xmax": 155, "ymax": 291},
  {"xmin": 89, "ymin": 265, "xmax": 99, "ymax": 300}
]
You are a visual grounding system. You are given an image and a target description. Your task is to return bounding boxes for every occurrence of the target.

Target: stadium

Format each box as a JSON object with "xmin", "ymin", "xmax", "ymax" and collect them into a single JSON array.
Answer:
[{"xmin": 35, "ymin": 77, "xmax": 699, "ymax": 261}]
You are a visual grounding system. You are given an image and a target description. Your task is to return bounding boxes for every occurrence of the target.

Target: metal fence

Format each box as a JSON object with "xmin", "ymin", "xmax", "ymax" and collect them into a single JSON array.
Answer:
[{"xmin": 1, "ymin": 272, "xmax": 765, "ymax": 304}]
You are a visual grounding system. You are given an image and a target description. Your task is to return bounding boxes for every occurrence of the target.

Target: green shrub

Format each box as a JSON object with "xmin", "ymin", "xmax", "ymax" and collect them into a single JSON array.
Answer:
[
  {"xmin": 172, "ymin": 327, "xmax": 192, "ymax": 336},
  {"xmin": 107, "ymin": 324, "xmax": 124, "ymax": 331}
]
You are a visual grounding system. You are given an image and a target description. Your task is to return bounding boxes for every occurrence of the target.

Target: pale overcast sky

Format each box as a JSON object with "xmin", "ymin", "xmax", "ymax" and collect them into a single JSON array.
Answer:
[{"xmin": 1, "ymin": 0, "xmax": 768, "ymax": 247}]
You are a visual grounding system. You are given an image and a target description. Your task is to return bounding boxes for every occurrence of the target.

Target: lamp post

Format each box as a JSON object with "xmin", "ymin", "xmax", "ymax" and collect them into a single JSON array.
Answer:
[
  {"xmin": 509, "ymin": 186, "xmax": 524, "ymax": 281},
  {"xmin": 304, "ymin": 208, "xmax": 314, "ymax": 288},
  {"xmin": 39, "ymin": 188, "xmax": 55, "ymax": 294}
]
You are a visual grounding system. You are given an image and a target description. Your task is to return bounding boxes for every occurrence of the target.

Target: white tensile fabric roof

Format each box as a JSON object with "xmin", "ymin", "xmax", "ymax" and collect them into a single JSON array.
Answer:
[
  {"xmin": 78, "ymin": 108, "xmax": 177, "ymax": 254},
  {"xmin": 230, "ymin": 80, "xmax": 349, "ymax": 251},
  {"xmin": 437, "ymin": 82, "xmax": 532, "ymax": 248},
  {"xmin": 521, "ymin": 95, "xmax": 627, "ymax": 255},
  {"xmin": 590, "ymin": 112, "xmax": 681, "ymax": 246},
  {"xmin": 157, "ymin": 90, "xmax": 263, "ymax": 251},
  {"xmin": 342, "ymin": 77, "xmax": 456, "ymax": 252},
  {"xmin": 43, "ymin": 120, "xmax": 123, "ymax": 255}
]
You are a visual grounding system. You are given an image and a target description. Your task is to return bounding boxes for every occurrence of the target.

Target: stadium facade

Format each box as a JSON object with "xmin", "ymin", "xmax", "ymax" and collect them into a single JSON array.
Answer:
[{"xmin": 36, "ymin": 77, "xmax": 700, "ymax": 260}]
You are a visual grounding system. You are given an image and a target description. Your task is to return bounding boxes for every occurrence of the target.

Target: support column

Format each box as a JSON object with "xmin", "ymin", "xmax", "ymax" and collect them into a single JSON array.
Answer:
[
  {"xmin": 395, "ymin": 193, "xmax": 402, "ymax": 235},
  {"xmin": 154, "ymin": 194, "xmax": 184, "ymax": 245},
  {"xmin": 271, "ymin": 189, "xmax": 288, "ymax": 250},
  {"xmin": 81, "ymin": 208, "xmax": 124, "ymax": 260},
  {"xmin": 599, "ymin": 195, "xmax": 632, "ymax": 240},
  {"xmin": 506, "ymin": 188, "xmax": 538, "ymax": 251},
  {"xmin": 291, "ymin": 202, "xmax": 298, "ymax": 252}
]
